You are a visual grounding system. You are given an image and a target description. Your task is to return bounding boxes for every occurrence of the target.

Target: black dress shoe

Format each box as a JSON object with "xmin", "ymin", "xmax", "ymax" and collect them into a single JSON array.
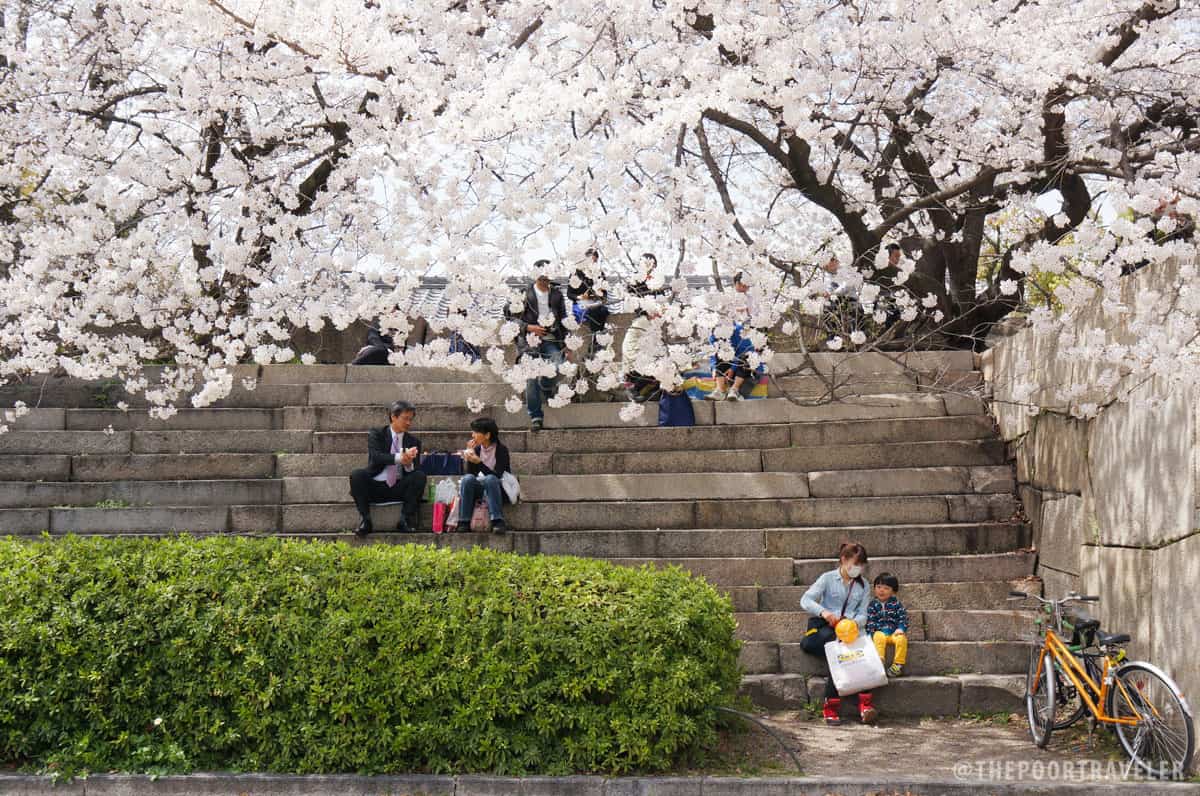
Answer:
[
  {"xmin": 355, "ymin": 518, "xmax": 372, "ymax": 537},
  {"xmin": 396, "ymin": 516, "xmax": 416, "ymax": 533},
  {"xmin": 490, "ymin": 519, "xmax": 508, "ymax": 535}
]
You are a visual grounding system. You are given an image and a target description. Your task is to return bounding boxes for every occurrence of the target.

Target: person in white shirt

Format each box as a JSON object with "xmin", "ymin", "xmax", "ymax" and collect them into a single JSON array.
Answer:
[
  {"xmin": 620, "ymin": 308, "xmax": 665, "ymax": 401},
  {"xmin": 509, "ymin": 264, "xmax": 568, "ymax": 430}
]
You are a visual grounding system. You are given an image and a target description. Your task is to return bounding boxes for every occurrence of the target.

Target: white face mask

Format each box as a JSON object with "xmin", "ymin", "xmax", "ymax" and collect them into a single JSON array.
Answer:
[{"xmin": 845, "ymin": 564, "xmax": 863, "ymax": 578}]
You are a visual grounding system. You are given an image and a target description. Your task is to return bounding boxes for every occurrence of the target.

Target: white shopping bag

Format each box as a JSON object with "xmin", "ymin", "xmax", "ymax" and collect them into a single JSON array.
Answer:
[
  {"xmin": 825, "ymin": 635, "xmax": 889, "ymax": 695},
  {"xmin": 433, "ymin": 478, "xmax": 457, "ymax": 504},
  {"xmin": 500, "ymin": 471, "xmax": 521, "ymax": 504}
]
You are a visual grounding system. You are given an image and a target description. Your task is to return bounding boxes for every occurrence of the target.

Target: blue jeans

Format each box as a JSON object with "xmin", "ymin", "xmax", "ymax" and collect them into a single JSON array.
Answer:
[
  {"xmin": 459, "ymin": 473, "xmax": 504, "ymax": 524},
  {"xmin": 524, "ymin": 340, "xmax": 564, "ymax": 420}
]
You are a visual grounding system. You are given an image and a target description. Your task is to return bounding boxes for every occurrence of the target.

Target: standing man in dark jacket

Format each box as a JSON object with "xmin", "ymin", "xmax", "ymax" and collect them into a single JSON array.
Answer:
[
  {"xmin": 349, "ymin": 400, "xmax": 427, "ymax": 536},
  {"xmin": 568, "ymin": 248, "xmax": 611, "ymax": 338},
  {"xmin": 511, "ymin": 262, "xmax": 568, "ymax": 431}
]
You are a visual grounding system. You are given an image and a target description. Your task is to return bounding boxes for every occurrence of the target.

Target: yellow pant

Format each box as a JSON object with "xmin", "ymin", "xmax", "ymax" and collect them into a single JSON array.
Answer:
[{"xmin": 873, "ymin": 630, "xmax": 908, "ymax": 666}]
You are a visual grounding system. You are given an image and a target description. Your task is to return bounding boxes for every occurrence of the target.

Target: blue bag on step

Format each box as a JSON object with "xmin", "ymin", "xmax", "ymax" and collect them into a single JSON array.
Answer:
[
  {"xmin": 420, "ymin": 451, "xmax": 465, "ymax": 475},
  {"xmin": 657, "ymin": 391, "xmax": 695, "ymax": 427}
]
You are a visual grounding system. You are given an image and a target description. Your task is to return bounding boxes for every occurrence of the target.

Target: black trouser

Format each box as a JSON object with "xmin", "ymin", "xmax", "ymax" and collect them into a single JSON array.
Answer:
[
  {"xmin": 349, "ymin": 468, "xmax": 427, "ymax": 524},
  {"xmin": 589, "ymin": 306, "xmax": 610, "ymax": 333},
  {"xmin": 351, "ymin": 346, "xmax": 391, "ymax": 365},
  {"xmin": 625, "ymin": 372, "xmax": 659, "ymax": 400},
  {"xmin": 715, "ymin": 361, "xmax": 753, "ymax": 382}
]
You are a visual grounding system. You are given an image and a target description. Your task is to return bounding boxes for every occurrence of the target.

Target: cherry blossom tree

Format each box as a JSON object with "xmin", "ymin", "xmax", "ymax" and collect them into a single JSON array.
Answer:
[{"xmin": 0, "ymin": 0, "xmax": 1196, "ymax": 416}]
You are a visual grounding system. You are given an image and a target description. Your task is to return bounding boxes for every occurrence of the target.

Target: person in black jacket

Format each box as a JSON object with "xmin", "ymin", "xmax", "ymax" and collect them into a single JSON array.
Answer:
[
  {"xmin": 568, "ymin": 248, "xmax": 611, "ymax": 345},
  {"xmin": 510, "ymin": 264, "xmax": 568, "ymax": 430},
  {"xmin": 350, "ymin": 323, "xmax": 396, "ymax": 366},
  {"xmin": 450, "ymin": 417, "xmax": 512, "ymax": 534},
  {"xmin": 626, "ymin": 252, "xmax": 667, "ymax": 313},
  {"xmin": 348, "ymin": 400, "xmax": 427, "ymax": 536}
]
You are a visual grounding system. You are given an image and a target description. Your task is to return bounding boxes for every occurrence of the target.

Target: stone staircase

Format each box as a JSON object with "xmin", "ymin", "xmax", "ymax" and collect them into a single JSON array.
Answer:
[{"xmin": 0, "ymin": 353, "xmax": 1036, "ymax": 718}]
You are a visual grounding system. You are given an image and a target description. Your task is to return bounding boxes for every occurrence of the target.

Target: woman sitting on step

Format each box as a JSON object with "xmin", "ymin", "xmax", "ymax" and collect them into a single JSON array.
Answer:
[
  {"xmin": 799, "ymin": 541, "xmax": 876, "ymax": 725},
  {"xmin": 448, "ymin": 417, "xmax": 513, "ymax": 534}
]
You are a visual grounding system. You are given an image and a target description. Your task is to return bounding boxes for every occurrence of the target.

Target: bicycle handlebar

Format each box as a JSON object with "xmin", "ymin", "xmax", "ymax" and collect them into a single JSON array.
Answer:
[{"xmin": 1008, "ymin": 590, "xmax": 1099, "ymax": 604}]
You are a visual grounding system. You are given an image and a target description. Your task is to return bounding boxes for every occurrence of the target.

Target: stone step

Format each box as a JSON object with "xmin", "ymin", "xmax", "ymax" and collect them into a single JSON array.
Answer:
[
  {"xmin": 733, "ymin": 609, "xmax": 1031, "ymax": 643},
  {"xmin": 282, "ymin": 405, "xmax": 529, "ymax": 432},
  {"xmin": 259, "ymin": 364, "xmax": 503, "ymax": 384},
  {"xmin": 787, "ymin": 415, "xmax": 994, "ymax": 447},
  {"xmin": 306, "ymin": 382, "xmax": 518, "ymax": 408},
  {"xmin": 740, "ymin": 579, "xmax": 1030, "ymax": 612},
  {"xmin": 311, "ymin": 416, "xmax": 996, "ymax": 456},
  {"xmin": 0, "ymin": 479, "xmax": 281, "ymax": 508},
  {"xmin": 0, "ymin": 454, "xmax": 72, "ymax": 481},
  {"xmin": 0, "ymin": 494, "xmax": 1018, "ymax": 534},
  {"xmin": 6, "ymin": 417, "xmax": 996, "ymax": 459},
  {"xmin": 274, "ymin": 452, "xmax": 553, "ymax": 477},
  {"xmin": 2, "ymin": 440, "xmax": 1008, "ymax": 483},
  {"xmin": 772, "ymin": 374, "xmax": 918, "ymax": 397},
  {"xmin": 792, "ymin": 551, "xmax": 1035, "ymax": 585},
  {"xmin": 805, "ymin": 466, "xmax": 1014, "ymax": 497},
  {"xmin": 282, "ymin": 473, "xmax": 815, "ymax": 504},
  {"xmin": 272, "ymin": 440, "xmax": 1004, "ymax": 477},
  {"xmin": 919, "ymin": 370, "xmax": 985, "ymax": 391},
  {"xmin": 740, "ymin": 672, "xmax": 1024, "ymax": 716},
  {"xmin": 0, "ymin": 430, "xmax": 133, "ymax": 455},
  {"xmin": 764, "ymin": 522, "xmax": 1027, "ymax": 558},
  {"xmin": 520, "ymin": 529, "xmax": 766, "ymax": 558},
  {"xmin": 129, "ymin": 528, "xmax": 1020, "ymax": 564},
  {"xmin": 527, "ymin": 467, "xmax": 1010, "ymax": 502},
  {"xmin": 763, "ymin": 439, "xmax": 1005, "ymax": 471},
  {"xmin": 131, "ymin": 430, "xmax": 313, "ymax": 454},
  {"xmin": 769, "ymin": 350, "xmax": 977, "ymax": 374},
  {"xmin": 1, "ymin": 408, "xmax": 67, "ymax": 430},
  {"xmin": 522, "ymin": 527, "xmax": 1021, "ymax": 560},
  {"xmin": 600, "ymin": 557, "xmax": 796, "ymax": 588},
  {"xmin": 279, "ymin": 493, "xmax": 1017, "ymax": 532},
  {"xmin": 45, "ymin": 506, "xmax": 232, "ymax": 534},
  {"xmin": 64, "ymin": 408, "xmax": 279, "ymax": 431},
  {"xmin": 711, "ymin": 394, "xmax": 966, "ymax": 425},
  {"xmin": 739, "ymin": 638, "xmax": 1028, "ymax": 677},
  {"xmin": 69, "ymin": 454, "xmax": 277, "ymax": 481},
  {"xmin": 347, "ymin": 366, "xmax": 500, "ymax": 384},
  {"xmin": 732, "ymin": 370, "xmax": 977, "ymax": 398}
]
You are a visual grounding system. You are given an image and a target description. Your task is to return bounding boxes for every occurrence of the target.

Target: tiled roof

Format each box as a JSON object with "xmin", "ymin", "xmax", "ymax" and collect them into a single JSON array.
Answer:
[{"xmin": 391, "ymin": 275, "xmax": 718, "ymax": 319}]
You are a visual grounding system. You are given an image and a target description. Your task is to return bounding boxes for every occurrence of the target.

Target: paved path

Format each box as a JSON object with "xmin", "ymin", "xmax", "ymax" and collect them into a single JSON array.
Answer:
[
  {"xmin": 4, "ymin": 715, "xmax": 1195, "ymax": 794},
  {"xmin": 750, "ymin": 712, "xmax": 1195, "ymax": 787}
]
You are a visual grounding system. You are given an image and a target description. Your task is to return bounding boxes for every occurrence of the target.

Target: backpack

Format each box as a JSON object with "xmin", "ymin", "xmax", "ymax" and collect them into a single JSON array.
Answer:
[{"xmin": 657, "ymin": 391, "xmax": 695, "ymax": 427}]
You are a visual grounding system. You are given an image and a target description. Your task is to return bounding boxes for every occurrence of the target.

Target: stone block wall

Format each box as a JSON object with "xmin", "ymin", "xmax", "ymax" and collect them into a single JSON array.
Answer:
[{"xmin": 983, "ymin": 257, "xmax": 1200, "ymax": 718}]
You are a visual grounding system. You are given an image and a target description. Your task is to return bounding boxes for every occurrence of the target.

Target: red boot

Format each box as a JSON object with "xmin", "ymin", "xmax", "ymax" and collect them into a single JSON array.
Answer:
[
  {"xmin": 858, "ymin": 691, "xmax": 878, "ymax": 724},
  {"xmin": 822, "ymin": 697, "xmax": 842, "ymax": 725}
]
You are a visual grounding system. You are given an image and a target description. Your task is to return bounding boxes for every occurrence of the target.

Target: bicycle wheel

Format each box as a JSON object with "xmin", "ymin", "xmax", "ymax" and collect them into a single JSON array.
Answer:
[
  {"xmin": 1052, "ymin": 654, "xmax": 1097, "ymax": 730},
  {"xmin": 1026, "ymin": 646, "xmax": 1055, "ymax": 748},
  {"xmin": 1106, "ymin": 662, "xmax": 1195, "ymax": 778}
]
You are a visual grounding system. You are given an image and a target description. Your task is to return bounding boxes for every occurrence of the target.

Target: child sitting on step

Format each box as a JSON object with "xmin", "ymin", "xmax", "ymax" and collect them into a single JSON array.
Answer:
[{"xmin": 866, "ymin": 572, "xmax": 908, "ymax": 677}]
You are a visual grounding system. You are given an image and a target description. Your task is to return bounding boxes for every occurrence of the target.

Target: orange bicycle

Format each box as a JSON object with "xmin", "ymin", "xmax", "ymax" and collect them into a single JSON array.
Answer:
[{"xmin": 1011, "ymin": 590, "xmax": 1194, "ymax": 779}]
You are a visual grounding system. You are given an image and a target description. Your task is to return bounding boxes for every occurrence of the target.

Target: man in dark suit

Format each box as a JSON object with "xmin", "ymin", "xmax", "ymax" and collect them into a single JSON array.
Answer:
[
  {"xmin": 349, "ymin": 400, "xmax": 427, "ymax": 536},
  {"xmin": 510, "ymin": 263, "xmax": 568, "ymax": 431}
]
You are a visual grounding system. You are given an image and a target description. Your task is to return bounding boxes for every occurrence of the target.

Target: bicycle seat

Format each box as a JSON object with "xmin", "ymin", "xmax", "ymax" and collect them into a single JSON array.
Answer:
[{"xmin": 1098, "ymin": 630, "xmax": 1130, "ymax": 646}]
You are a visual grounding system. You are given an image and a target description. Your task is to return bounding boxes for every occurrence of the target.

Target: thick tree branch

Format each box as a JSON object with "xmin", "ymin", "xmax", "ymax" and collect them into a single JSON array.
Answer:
[{"xmin": 694, "ymin": 119, "xmax": 754, "ymax": 246}]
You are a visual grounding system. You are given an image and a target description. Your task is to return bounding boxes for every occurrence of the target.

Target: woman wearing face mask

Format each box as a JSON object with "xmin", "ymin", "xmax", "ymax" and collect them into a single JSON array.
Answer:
[{"xmin": 799, "ymin": 541, "xmax": 875, "ymax": 726}]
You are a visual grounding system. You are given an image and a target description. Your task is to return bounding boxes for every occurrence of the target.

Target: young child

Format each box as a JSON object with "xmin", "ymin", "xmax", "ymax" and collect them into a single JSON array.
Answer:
[{"xmin": 866, "ymin": 572, "xmax": 908, "ymax": 677}]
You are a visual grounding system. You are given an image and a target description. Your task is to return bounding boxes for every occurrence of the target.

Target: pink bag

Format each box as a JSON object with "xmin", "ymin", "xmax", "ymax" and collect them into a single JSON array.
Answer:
[
  {"xmin": 469, "ymin": 500, "xmax": 490, "ymax": 532},
  {"xmin": 432, "ymin": 502, "xmax": 448, "ymax": 534}
]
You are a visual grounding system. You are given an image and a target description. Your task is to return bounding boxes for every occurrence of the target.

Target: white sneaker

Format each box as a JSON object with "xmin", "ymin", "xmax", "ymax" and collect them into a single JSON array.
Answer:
[
  {"xmin": 707, "ymin": 389, "xmax": 726, "ymax": 401},
  {"xmin": 727, "ymin": 391, "xmax": 744, "ymax": 401}
]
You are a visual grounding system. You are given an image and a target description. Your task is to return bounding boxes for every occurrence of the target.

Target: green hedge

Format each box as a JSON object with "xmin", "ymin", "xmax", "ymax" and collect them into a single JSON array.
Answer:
[{"xmin": 0, "ymin": 536, "xmax": 740, "ymax": 776}]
